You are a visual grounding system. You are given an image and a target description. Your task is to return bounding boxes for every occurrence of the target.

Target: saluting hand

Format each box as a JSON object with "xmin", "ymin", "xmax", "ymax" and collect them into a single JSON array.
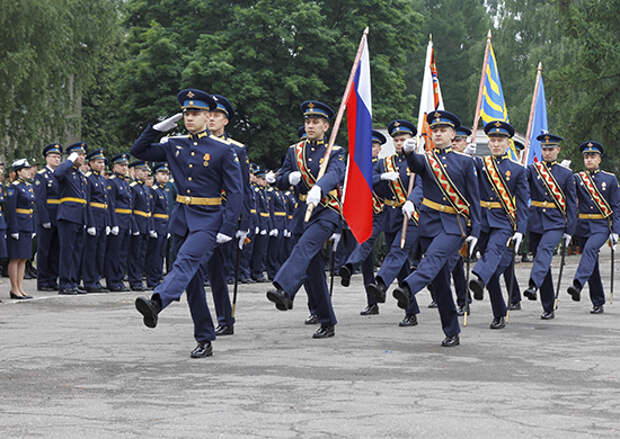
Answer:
[{"xmin": 153, "ymin": 113, "xmax": 183, "ymax": 132}]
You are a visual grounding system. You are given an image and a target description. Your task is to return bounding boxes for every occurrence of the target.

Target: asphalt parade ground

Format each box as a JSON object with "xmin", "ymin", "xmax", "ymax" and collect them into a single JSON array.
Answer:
[{"xmin": 2, "ymin": 250, "xmax": 620, "ymax": 438}]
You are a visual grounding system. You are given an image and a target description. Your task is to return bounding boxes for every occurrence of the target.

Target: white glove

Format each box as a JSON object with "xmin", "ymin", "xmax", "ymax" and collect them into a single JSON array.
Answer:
[
  {"xmin": 149, "ymin": 230, "xmax": 157, "ymax": 238},
  {"xmin": 380, "ymin": 172, "xmax": 399, "ymax": 181},
  {"xmin": 236, "ymin": 230, "xmax": 249, "ymax": 249},
  {"xmin": 266, "ymin": 171, "xmax": 276, "ymax": 184},
  {"xmin": 288, "ymin": 171, "xmax": 301, "ymax": 186},
  {"xmin": 269, "ymin": 229, "xmax": 278, "ymax": 237},
  {"xmin": 216, "ymin": 233, "xmax": 232, "ymax": 244},
  {"xmin": 464, "ymin": 144, "xmax": 477, "ymax": 155},
  {"xmin": 68, "ymin": 152, "xmax": 79, "ymax": 163},
  {"xmin": 560, "ymin": 160, "xmax": 572, "ymax": 169},
  {"xmin": 306, "ymin": 185, "xmax": 322, "ymax": 206},
  {"xmin": 111, "ymin": 226, "xmax": 119, "ymax": 236},
  {"xmin": 563, "ymin": 233, "xmax": 571, "ymax": 247},
  {"xmin": 153, "ymin": 113, "xmax": 183, "ymax": 132},
  {"xmin": 255, "ymin": 226, "xmax": 260, "ymax": 234},
  {"xmin": 465, "ymin": 236, "xmax": 478, "ymax": 257},
  {"xmin": 402, "ymin": 200, "xmax": 415, "ymax": 219},
  {"xmin": 610, "ymin": 233, "xmax": 619, "ymax": 251},
  {"xmin": 167, "ymin": 233, "xmax": 171, "ymax": 239},
  {"xmin": 32, "ymin": 233, "xmax": 36, "ymax": 238},
  {"xmin": 42, "ymin": 222, "xmax": 51, "ymax": 229},
  {"xmin": 11, "ymin": 233, "xmax": 18, "ymax": 240},
  {"xmin": 260, "ymin": 229, "xmax": 267, "ymax": 235},
  {"xmin": 87, "ymin": 227, "xmax": 96, "ymax": 236},
  {"xmin": 403, "ymin": 138, "xmax": 417, "ymax": 153},
  {"xmin": 330, "ymin": 232, "xmax": 341, "ymax": 252},
  {"xmin": 132, "ymin": 230, "xmax": 140, "ymax": 236},
  {"xmin": 509, "ymin": 232, "xmax": 523, "ymax": 254},
  {"xmin": 105, "ymin": 226, "xmax": 111, "ymax": 236}
]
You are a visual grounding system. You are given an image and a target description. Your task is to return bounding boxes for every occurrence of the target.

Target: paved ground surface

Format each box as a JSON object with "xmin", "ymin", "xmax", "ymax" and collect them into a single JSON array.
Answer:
[{"xmin": 2, "ymin": 249, "xmax": 620, "ymax": 438}]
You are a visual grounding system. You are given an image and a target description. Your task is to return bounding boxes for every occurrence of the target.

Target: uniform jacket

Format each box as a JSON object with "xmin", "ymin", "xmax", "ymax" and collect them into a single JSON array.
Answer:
[
  {"xmin": 107, "ymin": 173, "xmax": 135, "ymax": 231},
  {"xmin": 86, "ymin": 170, "xmax": 110, "ymax": 229},
  {"xmin": 130, "ymin": 179, "xmax": 152, "ymax": 234},
  {"xmin": 574, "ymin": 169, "xmax": 620, "ymax": 236},
  {"xmin": 53, "ymin": 160, "xmax": 88, "ymax": 225},
  {"xmin": 34, "ymin": 165, "xmax": 60, "ymax": 226},
  {"xmin": 5, "ymin": 179, "xmax": 36, "ymax": 233}
]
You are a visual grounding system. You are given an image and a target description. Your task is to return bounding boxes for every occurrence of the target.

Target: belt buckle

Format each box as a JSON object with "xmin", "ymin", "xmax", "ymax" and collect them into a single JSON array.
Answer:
[
  {"xmin": 180, "ymin": 195, "xmax": 191, "ymax": 204},
  {"xmin": 440, "ymin": 205, "xmax": 446, "ymax": 212}
]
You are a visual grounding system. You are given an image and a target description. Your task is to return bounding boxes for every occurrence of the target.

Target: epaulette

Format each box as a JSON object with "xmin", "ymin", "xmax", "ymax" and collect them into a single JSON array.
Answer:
[
  {"xmin": 170, "ymin": 178, "xmax": 175, "ymax": 183},
  {"xmin": 508, "ymin": 158, "xmax": 524, "ymax": 167},
  {"xmin": 452, "ymin": 151, "xmax": 470, "ymax": 157},
  {"xmin": 130, "ymin": 181, "xmax": 137, "ymax": 187},
  {"xmin": 209, "ymin": 134, "xmax": 230, "ymax": 145},
  {"xmin": 289, "ymin": 142, "xmax": 303, "ymax": 149},
  {"xmin": 601, "ymin": 170, "xmax": 616, "ymax": 176},
  {"xmin": 85, "ymin": 171, "xmax": 92, "ymax": 177},
  {"xmin": 332, "ymin": 145, "xmax": 342, "ymax": 151},
  {"xmin": 109, "ymin": 175, "xmax": 116, "ymax": 179},
  {"xmin": 267, "ymin": 187, "xmax": 273, "ymax": 192},
  {"xmin": 229, "ymin": 138, "xmax": 245, "ymax": 147},
  {"xmin": 11, "ymin": 180, "xmax": 20, "ymax": 186},
  {"xmin": 37, "ymin": 169, "xmax": 47, "ymax": 175},
  {"xmin": 168, "ymin": 135, "xmax": 190, "ymax": 139}
]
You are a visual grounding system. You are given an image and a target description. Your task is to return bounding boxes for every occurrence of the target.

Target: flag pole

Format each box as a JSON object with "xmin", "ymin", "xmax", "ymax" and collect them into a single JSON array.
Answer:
[
  {"xmin": 304, "ymin": 26, "xmax": 369, "ymax": 222},
  {"xmin": 471, "ymin": 30, "xmax": 492, "ymax": 135},
  {"xmin": 521, "ymin": 62, "xmax": 543, "ymax": 165}
]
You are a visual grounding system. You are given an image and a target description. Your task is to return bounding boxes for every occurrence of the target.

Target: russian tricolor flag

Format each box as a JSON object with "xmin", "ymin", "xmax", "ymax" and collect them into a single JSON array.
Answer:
[{"xmin": 342, "ymin": 39, "xmax": 373, "ymax": 244}]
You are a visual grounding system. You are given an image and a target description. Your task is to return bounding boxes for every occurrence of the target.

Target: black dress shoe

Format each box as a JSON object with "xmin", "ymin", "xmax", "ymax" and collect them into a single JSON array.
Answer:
[
  {"xmin": 469, "ymin": 277, "xmax": 485, "ymax": 300},
  {"xmin": 109, "ymin": 286, "xmax": 129, "ymax": 292},
  {"xmin": 360, "ymin": 304, "xmax": 379, "ymax": 316},
  {"xmin": 215, "ymin": 324, "xmax": 234, "ymax": 336},
  {"xmin": 508, "ymin": 302, "xmax": 522, "ymax": 311},
  {"xmin": 490, "ymin": 316, "xmax": 506, "ymax": 329},
  {"xmin": 86, "ymin": 286, "xmax": 104, "ymax": 293},
  {"xmin": 591, "ymin": 305, "xmax": 604, "ymax": 314},
  {"xmin": 540, "ymin": 311, "xmax": 555, "ymax": 320},
  {"xmin": 312, "ymin": 325, "xmax": 335, "ymax": 339},
  {"xmin": 9, "ymin": 291, "xmax": 30, "ymax": 300},
  {"xmin": 428, "ymin": 300, "xmax": 438, "ymax": 309},
  {"xmin": 266, "ymin": 289, "xmax": 293, "ymax": 311},
  {"xmin": 567, "ymin": 284, "xmax": 581, "ymax": 302},
  {"xmin": 130, "ymin": 284, "xmax": 144, "ymax": 292},
  {"xmin": 441, "ymin": 335, "xmax": 460, "ymax": 347},
  {"xmin": 304, "ymin": 314, "xmax": 320, "ymax": 324},
  {"xmin": 523, "ymin": 287, "xmax": 537, "ymax": 301},
  {"xmin": 76, "ymin": 287, "xmax": 87, "ymax": 295},
  {"xmin": 190, "ymin": 341, "xmax": 213, "ymax": 358},
  {"xmin": 58, "ymin": 289, "xmax": 78, "ymax": 295},
  {"xmin": 392, "ymin": 285, "xmax": 411, "ymax": 310},
  {"xmin": 37, "ymin": 286, "xmax": 57, "ymax": 292},
  {"xmin": 135, "ymin": 296, "xmax": 162, "ymax": 328},
  {"xmin": 339, "ymin": 264, "xmax": 352, "ymax": 287},
  {"xmin": 367, "ymin": 280, "xmax": 387, "ymax": 303},
  {"xmin": 399, "ymin": 314, "xmax": 418, "ymax": 327}
]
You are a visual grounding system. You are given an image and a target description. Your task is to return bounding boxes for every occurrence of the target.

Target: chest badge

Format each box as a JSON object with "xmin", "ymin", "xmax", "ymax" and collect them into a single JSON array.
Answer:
[
  {"xmin": 505, "ymin": 170, "xmax": 511, "ymax": 181},
  {"xmin": 602, "ymin": 182, "xmax": 607, "ymax": 191},
  {"xmin": 203, "ymin": 153, "xmax": 211, "ymax": 167}
]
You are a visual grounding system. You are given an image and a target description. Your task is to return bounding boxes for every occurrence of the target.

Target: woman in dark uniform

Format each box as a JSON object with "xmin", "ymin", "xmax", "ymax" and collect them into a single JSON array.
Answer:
[{"xmin": 6, "ymin": 159, "xmax": 35, "ymax": 299}]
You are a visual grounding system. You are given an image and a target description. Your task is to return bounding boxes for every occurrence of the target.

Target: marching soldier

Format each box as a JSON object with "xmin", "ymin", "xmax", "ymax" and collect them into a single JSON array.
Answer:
[
  {"xmin": 34, "ymin": 143, "xmax": 62, "ymax": 291},
  {"xmin": 567, "ymin": 141, "xmax": 620, "ymax": 313},
  {"xmin": 82, "ymin": 148, "xmax": 110, "ymax": 292},
  {"xmin": 468, "ymin": 121, "xmax": 529, "ymax": 329},
  {"xmin": 127, "ymin": 160, "xmax": 153, "ymax": 291},
  {"xmin": 132, "ymin": 88, "xmax": 242, "ymax": 358},
  {"xmin": 522, "ymin": 134, "xmax": 576, "ymax": 319},
  {"xmin": 266, "ymin": 100, "xmax": 344, "ymax": 338},
  {"xmin": 54, "ymin": 143, "xmax": 89, "ymax": 295},
  {"xmin": 392, "ymin": 111, "xmax": 481, "ymax": 346},
  {"xmin": 146, "ymin": 163, "xmax": 170, "ymax": 289}
]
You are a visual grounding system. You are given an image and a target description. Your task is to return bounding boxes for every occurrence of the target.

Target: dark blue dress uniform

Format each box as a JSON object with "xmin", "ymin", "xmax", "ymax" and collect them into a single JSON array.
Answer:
[
  {"xmin": 131, "ymin": 88, "xmax": 242, "ymax": 346},
  {"xmin": 250, "ymin": 174, "xmax": 270, "ymax": 281},
  {"xmin": 104, "ymin": 153, "xmax": 134, "ymax": 291},
  {"xmin": 239, "ymin": 178, "xmax": 258, "ymax": 282},
  {"xmin": 400, "ymin": 111, "xmax": 481, "ymax": 343},
  {"xmin": 568, "ymin": 141, "xmax": 620, "ymax": 308},
  {"xmin": 266, "ymin": 185, "xmax": 287, "ymax": 279},
  {"xmin": 34, "ymin": 143, "xmax": 62, "ymax": 290},
  {"xmin": 471, "ymin": 122, "xmax": 529, "ymax": 323},
  {"xmin": 268, "ymin": 100, "xmax": 345, "ymax": 335},
  {"xmin": 146, "ymin": 163, "xmax": 170, "ymax": 288},
  {"xmin": 82, "ymin": 149, "xmax": 110, "ymax": 291},
  {"xmin": 525, "ymin": 134, "xmax": 577, "ymax": 315},
  {"xmin": 0, "ymin": 178, "xmax": 7, "ymax": 259},
  {"xmin": 53, "ymin": 143, "xmax": 89, "ymax": 293},
  {"xmin": 6, "ymin": 161, "xmax": 35, "ymax": 259},
  {"xmin": 127, "ymin": 161, "xmax": 153, "ymax": 290}
]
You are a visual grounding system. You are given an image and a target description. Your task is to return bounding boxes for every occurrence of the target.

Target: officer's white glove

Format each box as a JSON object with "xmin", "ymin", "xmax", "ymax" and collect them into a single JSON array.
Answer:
[
  {"xmin": 153, "ymin": 113, "xmax": 183, "ymax": 132},
  {"xmin": 465, "ymin": 235, "xmax": 478, "ymax": 257},
  {"xmin": 285, "ymin": 229, "xmax": 291, "ymax": 238},
  {"xmin": 67, "ymin": 152, "xmax": 79, "ymax": 163},
  {"xmin": 509, "ymin": 232, "xmax": 523, "ymax": 254},
  {"xmin": 32, "ymin": 233, "xmax": 36, "ymax": 238},
  {"xmin": 464, "ymin": 144, "xmax": 477, "ymax": 155},
  {"xmin": 610, "ymin": 233, "xmax": 619, "ymax": 251},
  {"xmin": 266, "ymin": 171, "xmax": 276, "ymax": 184},
  {"xmin": 87, "ymin": 227, "xmax": 96, "ymax": 236},
  {"xmin": 132, "ymin": 230, "xmax": 140, "ymax": 236},
  {"xmin": 10, "ymin": 233, "xmax": 19, "ymax": 240},
  {"xmin": 380, "ymin": 172, "xmax": 399, "ymax": 181},
  {"xmin": 111, "ymin": 226, "xmax": 119, "ymax": 236},
  {"xmin": 166, "ymin": 233, "xmax": 171, "ymax": 239},
  {"xmin": 216, "ymin": 233, "xmax": 232, "ymax": 244},
  {"xmin": 330, "ymin": 232, "xmax": 341, "ymax": 252},
  {"xmin": 255, "ymin": 226, "xmax": 260, "ymax": 234},
  {"xmin": 306, "ymin": 185, "xmax": 321, "ymax": 206},
  {"xmin": 105, "ymin": 226, "xmax": 111, "ymax": 236},
  {"xmin": 260, "ymin": 229, "xmax": 267, "ymax": 235},
  {"xmin": 402, "ymin": 200, "xmax": 415, "ymax": 219},
  {"xmin": 42, "ymin": 222, "xmax": 52, "ymax": 229},
  {"xmin": 269, "ymin": 229, "xmax": 278, "ymax": 237},
  {"xmin": 288, "ymin": 171, "xmax": 301, "ymax": 186},
  {"xmin": 560, "ymin": 160, "xmax": 572, "ymax": 169},
  {"xmin": 563, "ymin": 233, "xmax": 572, "ymax": 247},
  {"xmin": 149, "ymin": 230, "xmax": 157, "ymax": 238},
  {"xmin": 236, "ymin": 230, "xmax": 249, "ymax": 250},
  {"xmin": 403, "ymin": 138, "xmax": 417, "ymax": 153}
]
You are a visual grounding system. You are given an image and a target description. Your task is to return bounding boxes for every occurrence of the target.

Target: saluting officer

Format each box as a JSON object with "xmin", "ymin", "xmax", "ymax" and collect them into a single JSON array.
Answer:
[
  {"xmin": 54, "ymin": 143, "xmax": 89, "ymax": 295},
  {"xmin": 34, "ymin": 143, "xmax": 62, "ymax": 291},
  {"xmin": 567, "ymin": 141, "xmax": 620, "ymax": 314},
  {"xmin": 6, "ymin": 159, "xmax": 35, "ymax": 299},
  {"xmin": 522, "ymin": 134, "xmax": 576, "ymax": 319},
  {"xmin": 392, "ymin": 111, "xmax": 481, "ymax": 347},
  {"xmin": 82, "ymin": 148, "xmax": 110, "ymax": 292},
  {"xmin": 132, "ymin": 88, "xmax": 242, "ymax": 358},
  {"xmin": 266, "ymin": 100, "xmax": 345, "ymax": 339},
  {"xmin": 128, "ymin": 160, "xmax": 153, "ymax": 291},
  {"xmin": 145, "ymin": 163, "xmax": 170, "ymax": 289},
  {"xmin": 104, "ymin": 153, "xmax": 133, "ymax": 292}
]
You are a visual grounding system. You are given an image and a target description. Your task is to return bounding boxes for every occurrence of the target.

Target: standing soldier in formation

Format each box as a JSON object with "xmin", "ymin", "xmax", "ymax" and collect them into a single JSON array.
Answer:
[
  {"xmin": 146, "ymin": 163, "xmax": 170, "ymax": 289},
  {"xmin": 251, "ymin": 169, "xmax": 270, "ymax": 282},
  {"xmin": 567, "ymin": 141, "xmax": 620, "ymax": 314},
  {"xmin": 55, "ymin": 143, "xmax": 88, "ymax": 295},
  {"xmin": 34, "ymin": 143, "xmax": 62, "ymax": 292},
  {"xmin": 265, "ymin": 172, "xmax": 287, "ymax": 281},
  {"xmin": 127, "ymin": 161, "xmax": 153, "ymax": 291},
  {"xmin": 522, "ymin": 134, "xmax": 576, "ymax": 319},
  {"xmin": 266, "ymin": 100, "xmax": 344, "ymax": 339}
]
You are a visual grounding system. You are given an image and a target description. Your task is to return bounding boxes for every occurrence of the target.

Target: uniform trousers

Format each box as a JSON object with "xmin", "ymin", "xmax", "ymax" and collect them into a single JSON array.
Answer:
[
  {"xmin": 266, "ymin": 234, "xmax": 284, "ymax": 280},
  {"xmin": 250, "ymin": 234, "xmax": 268, "ymax": 280},
  {"xmin": 205, "ymin": 245, "xmax": 234, "ymax": 327},
  {"xmin": 57, "ymin": 220, "xmax": 85, "ymax": 290},
  {"xmin": 573, "ymin": 234, "xmax": 607, "ymax": 306},
  {"xmin": 451, "ymin": 256, "xmax": 471, "ymax": 308},
  {"xmin": 36, "ymin": 224, "xmax": 59, "ymax": 288},
  {"xmin": 82, "ymin": 227, "xmax": 106, "ymax": 288},
  {"xmin": 105, "ymin": 228, "xmax": 130, "ymax": 289},
  {"xmin": 128, "ymin": 234, "xmax": 148, "ymax": 287},
  {"xmin": 239, "ymin": 231, "xmax": 254, "ymax": 281},
  {"xmin": 503, "ymin": 262, "xmax": 521, "ymax": 305},
  {"xmin": 146, "ymin": 233, "xmax": 167, "ymax": 287}
]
